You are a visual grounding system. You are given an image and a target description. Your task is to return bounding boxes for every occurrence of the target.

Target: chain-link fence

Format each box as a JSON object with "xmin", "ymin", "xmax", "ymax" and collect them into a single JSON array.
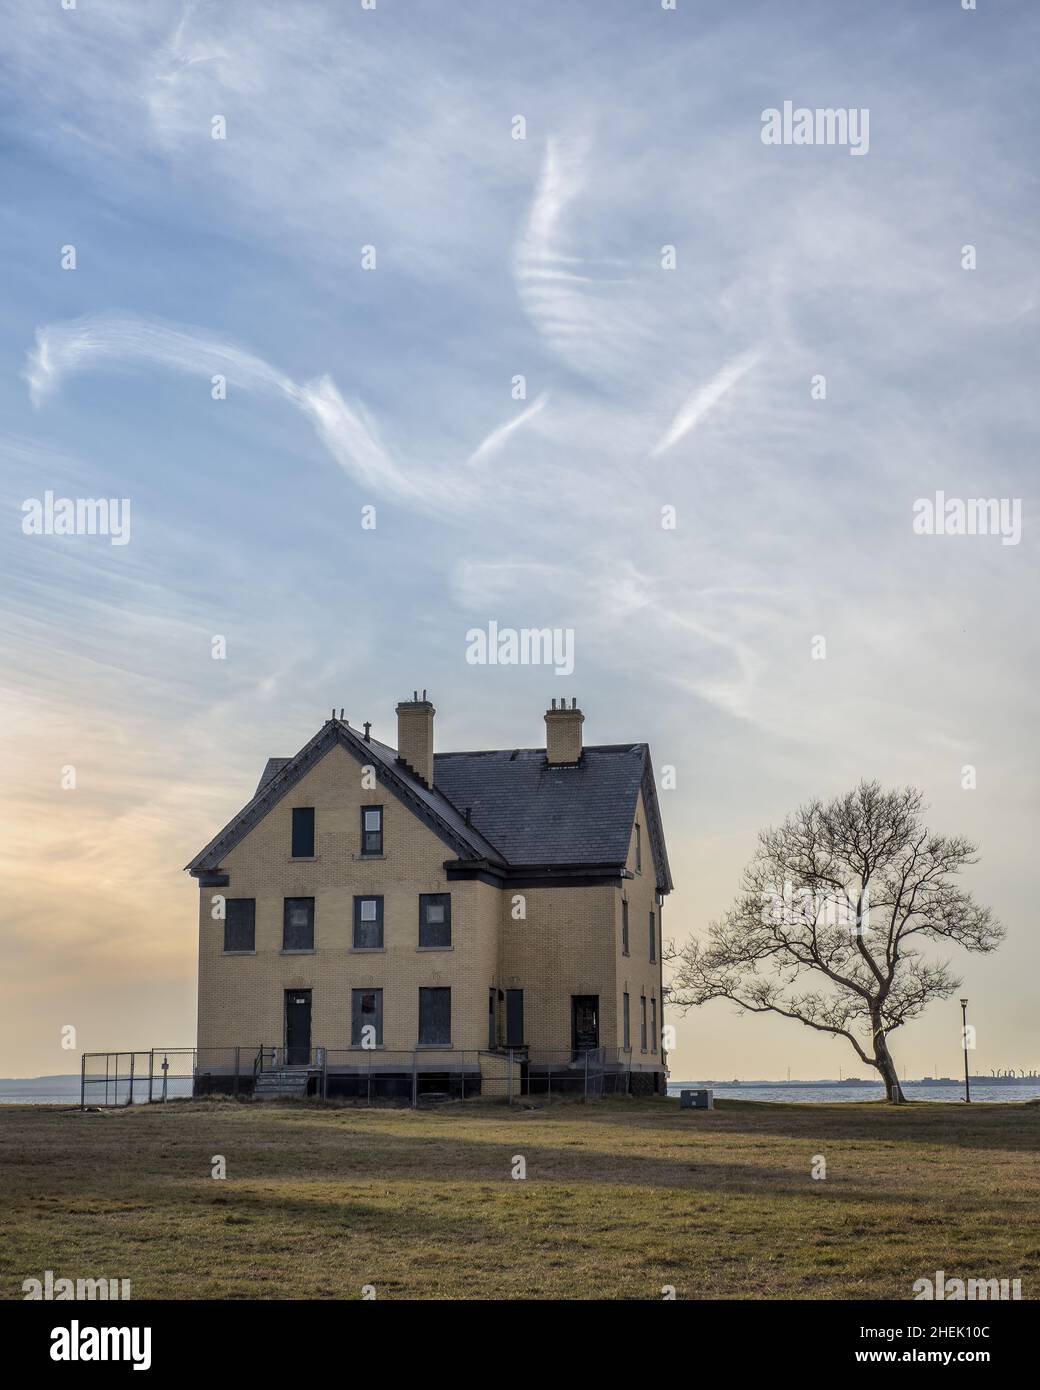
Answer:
[{"xmin": 81, "ymin": 1045, "xmax": 646, "ymax": 1107}]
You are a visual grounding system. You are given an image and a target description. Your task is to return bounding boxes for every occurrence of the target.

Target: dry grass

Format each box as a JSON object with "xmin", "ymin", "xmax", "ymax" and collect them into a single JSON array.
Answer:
[{"xmin": 1, "ymin": 1096, "xmax": 1037, "ymax": 1300}]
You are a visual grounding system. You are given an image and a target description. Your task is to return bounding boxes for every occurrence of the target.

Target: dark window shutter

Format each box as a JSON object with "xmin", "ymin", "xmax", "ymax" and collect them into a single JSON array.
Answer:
[
  {"xmin": 283, "ymin": 898, "xmax": 314, "ymax": 950},
  {"xmin": 224, "ymin": 899, "xmax": 255, "ymax": 952},
  {"xmin": 418, "ymin": 987, "xmax": 451, "ymax": 1045},
  {"xmin": 291, "ymin": 807, "xmax": 315, "ymax": 858},
  {"xmin": 352, "ymin": 989, "xmax": 383, "ymax": 1047},
  {"xmin": 419, "ymin": 893, "xmax": 451, "ymax": 948},
  {"xmin": 353, "ymin": 897, "xmax": 384, "ymax": 949}
]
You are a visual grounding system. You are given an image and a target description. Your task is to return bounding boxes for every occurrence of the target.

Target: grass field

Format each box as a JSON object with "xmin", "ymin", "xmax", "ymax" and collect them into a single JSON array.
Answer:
[{"xmin": 1, "ymin": 1096, "xmax": 1037, "ymax": 1300}]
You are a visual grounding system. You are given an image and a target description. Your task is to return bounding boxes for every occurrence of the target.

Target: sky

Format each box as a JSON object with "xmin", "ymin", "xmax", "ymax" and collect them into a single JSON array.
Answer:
[{"xmin": 0, "ymin": 0, "xmax": 1036, "ymax": 1081}]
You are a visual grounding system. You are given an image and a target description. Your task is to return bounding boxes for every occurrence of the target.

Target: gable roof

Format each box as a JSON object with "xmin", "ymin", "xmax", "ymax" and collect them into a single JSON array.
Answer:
[
  {"xmin": 186, "ymin": 720, "xmax": 504, "ymax": 877},
  {"xmin": 186, "ymin": 719, "xmax": 672, "ymax": 892},
  {"xmin": 433, "ymin": 745, "xmax": 672, "ymax": 889}
]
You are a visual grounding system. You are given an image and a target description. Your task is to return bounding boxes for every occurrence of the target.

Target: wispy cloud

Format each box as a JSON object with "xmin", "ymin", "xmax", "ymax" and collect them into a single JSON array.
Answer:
[
  {"xmin": 467, "ymin": 392, "xmax": 548, "ymax": 468},
  {"xmin": 649, "ymin": 347, "xmax": 761, "ymax": 459},
  {"xmin": 514, "ymin": 137, "xmax": 650, "ymax": 380},
  {"xmin": 26, "ymin": 314, "xmax": 551, "ymax": 514}
]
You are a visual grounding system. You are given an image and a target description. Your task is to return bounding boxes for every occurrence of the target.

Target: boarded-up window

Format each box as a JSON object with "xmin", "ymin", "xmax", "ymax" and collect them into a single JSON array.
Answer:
[
  {"xmin": 623, "ymin": 992, "xmax": 631, "ymax": 1050},
  {"xmin": 650, "ymin": 997, "xmax": 658, "ymax": 1053},
  {"xmin": 353, "ymin": 896, "xmax": 383, "ymax": 949},
  {"xmin": 224, "ymin": 899, "xmax": 255, "ymax": 952},
  {"xmin": 291, "ymin": 807, "xmax": 315, "ymax": 858},
  {"xmin": 283, "ymin": 898, "xmax": 314, "ymax": 951},
  {"xmin": 418, "ymin": 987, "xmax": 451, "ymax": 1046},
  {"xmin": 352, "ymin": 989, "xmax": 383, "ymax": 1047},
  {"xmin": 361, "ymin": 806, "xmax": 383, "ymax": 856},
  {"xmin": 640, "ymin": 995, "xmax": 647, "ymax": 1052},
  {"xmin": 419, "ymin": 893, "xmax": 451, "ymax": 948},
  {"xmin": 621, "ymin": 899, "xmax": 629, "ymax": 955}
]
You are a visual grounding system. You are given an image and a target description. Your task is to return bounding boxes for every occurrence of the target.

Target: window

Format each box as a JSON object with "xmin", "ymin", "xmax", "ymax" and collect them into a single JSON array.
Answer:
[
  {"xmin": 224, "ymin": 898, "xmax": 255, "ymax": 952},
  {"xmin": 419, "ymin": 893, "xmax": 451, "ymax": 948},
  {"xmin": 418, "ymin": 987, "xmax": 451, "ymax": 1046},
  {"xmin": 351, "ymin": 989, "xmax": 383, "ymax": 1048},
  {"xmin": 361, "ymin": 805, "xmax": 383, "ymax": 856},
  {"xmin": 621, "ymin": 898, "xmax": 630, "ymax": 956},
  {"xmin": 635, "ymin": 821, "xmax": 642, "ymax": 873},
  {"xmin": 353, "ymin": 896, "xmax": 384, "ymax": 950},
  {"xmin": 291, "ymin": 806, "xmax": 315, "ymax": 858},
  {"xmin": 283, "ymin": 898, "xmax": 314, "ymax": 951},
  {"xmin": 640, "ymin": 995, "xmax": 647, "ymax": 1052},
  {"xmin": 649, "ymin": 909, "xmax": 656, "ymax": 964},
  {"xmin": 623, "ymin": 991, "xmax": 631, "ymax": 1050},
  {"xmin": 650, "ymin": 997, "xmax": 658, "ymax": 1053}
]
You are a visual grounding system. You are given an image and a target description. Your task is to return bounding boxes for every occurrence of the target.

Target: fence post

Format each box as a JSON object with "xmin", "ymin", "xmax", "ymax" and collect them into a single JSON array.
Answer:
[
  {"xmin": 80, "ymin": 1053, "xmax": 86, "ymax": 1110},
  {"xmin": 508, "ymin": 1049, "xmax": 514, "ymax": 1106},
  {"xmin": 128, "ymin": 1052, "xmax": 135, "ymax": 1107},
  {"xmin": 584, "ymin": 1049, "xmax": 589, "ymax": 1102},
  {"xmin": 411, "ymin": 1051, "xmax": 418, "ymax": 1110},
  {"xmin": 233, "ymin": 1047, "xmax": 240, "ymax": 1099}
]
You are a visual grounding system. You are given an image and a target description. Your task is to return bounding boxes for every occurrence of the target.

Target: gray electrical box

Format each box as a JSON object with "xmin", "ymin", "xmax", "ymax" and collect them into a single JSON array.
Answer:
[{"xmin": 680, "ymin": 1088, "xmax": 714, "ymax": 1110}]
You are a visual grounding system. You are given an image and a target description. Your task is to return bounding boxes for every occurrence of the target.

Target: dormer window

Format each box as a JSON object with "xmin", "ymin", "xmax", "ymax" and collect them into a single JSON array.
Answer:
[{"xmin": 361, "ymin": 806, "xmax": 383, "ymax": 856}]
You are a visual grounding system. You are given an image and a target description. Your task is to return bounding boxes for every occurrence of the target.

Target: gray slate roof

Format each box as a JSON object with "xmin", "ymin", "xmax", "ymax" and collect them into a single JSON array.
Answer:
[
  {"xmin": 188, "ymin": 720, "xmax": 672, "ymax": 892},
  {"xmin": 433, "ymin": 745, "xmax": 649, "ymax": 869},
  {"xmin": 255, "ymin": 757, "xmax": 291, "ymax": 796}
]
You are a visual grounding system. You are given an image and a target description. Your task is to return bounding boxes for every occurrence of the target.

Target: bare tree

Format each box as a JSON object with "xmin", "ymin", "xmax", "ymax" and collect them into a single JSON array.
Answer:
[{"xmin": 666, "ymin": 782, "xmax": 1004, "ymax": 1103}]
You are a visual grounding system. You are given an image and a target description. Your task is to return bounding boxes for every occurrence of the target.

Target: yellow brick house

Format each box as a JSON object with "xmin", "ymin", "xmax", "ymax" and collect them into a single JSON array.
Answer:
[{"xmin": 186, "ymin": 696, "xmax": 672, "ymax": 1100}]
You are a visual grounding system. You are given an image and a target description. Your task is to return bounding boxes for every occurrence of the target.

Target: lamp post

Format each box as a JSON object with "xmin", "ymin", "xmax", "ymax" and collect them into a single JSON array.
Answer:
[{"xmin": 960, "ymin": 999, "xmax": 971, "ymax": 1104}]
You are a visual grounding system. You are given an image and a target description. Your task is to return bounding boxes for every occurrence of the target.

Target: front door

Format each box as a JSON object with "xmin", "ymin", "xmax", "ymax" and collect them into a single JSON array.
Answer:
[
  {"xmin": 571, "ymin": 995, "xmax": 599, "ymax": 1051},
  {"xmin": 506, "ymin": 989, "xmax": 525, "ymax": 1047},
  {"xmin": 285, "ymin": 989, "xmax": 312, "ymax": 1065}
]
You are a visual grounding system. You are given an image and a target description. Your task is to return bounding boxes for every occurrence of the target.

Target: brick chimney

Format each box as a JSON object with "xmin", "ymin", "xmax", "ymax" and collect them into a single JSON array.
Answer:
[
  {"xmin": 396, "ymin": 691, "xmax": 435, "ymax": 786},
  {"xmin": 545, "ymin": 698, "xmax": 584, "ymax": 765}
]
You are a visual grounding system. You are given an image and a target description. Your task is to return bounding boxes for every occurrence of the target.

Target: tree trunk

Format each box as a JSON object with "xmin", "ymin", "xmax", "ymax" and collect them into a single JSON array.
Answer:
[{"xmin": 872, "ymin": 1020, "xmax": 906, "ymax": 1104}]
